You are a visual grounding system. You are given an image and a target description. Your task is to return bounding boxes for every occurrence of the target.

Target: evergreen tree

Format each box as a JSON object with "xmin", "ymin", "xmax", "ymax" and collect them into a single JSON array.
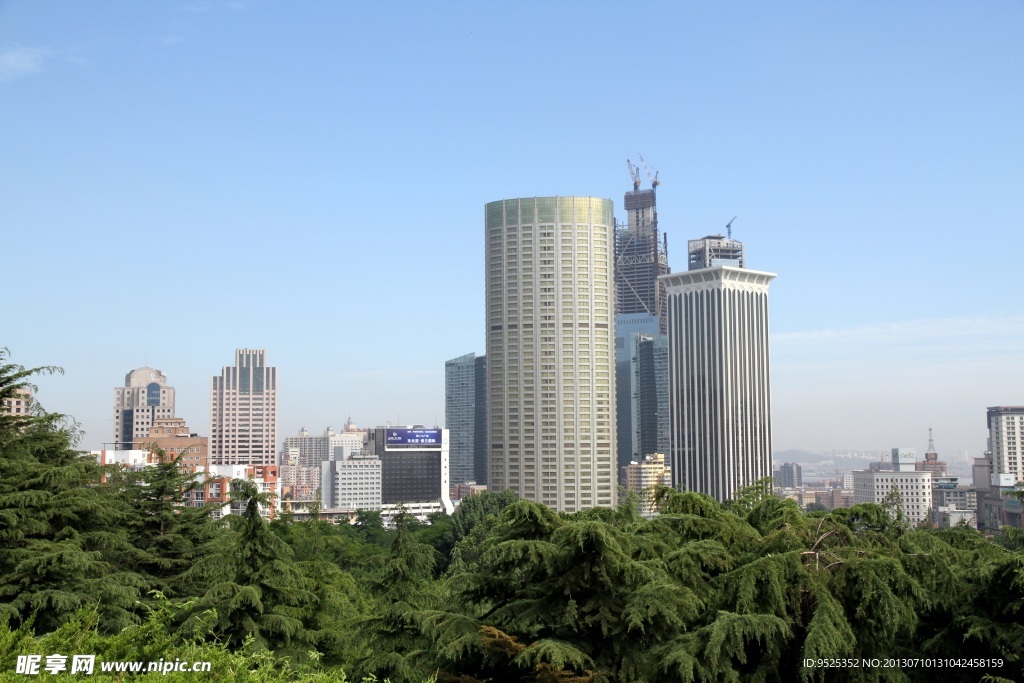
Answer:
[
  {"xmin": 0, "ymin": 350, "xmax": 144, "ymax": 633},
  {"xmin": 356, "ymin": 511, "xmax": 443, "ymax": 682},
  {"xmin": 181, "ymin": 480, "xmax": 312, "ymax": 653},
  {"xmin": 111, "ymin": 448, "xmax": 222, "ymax": 601}
]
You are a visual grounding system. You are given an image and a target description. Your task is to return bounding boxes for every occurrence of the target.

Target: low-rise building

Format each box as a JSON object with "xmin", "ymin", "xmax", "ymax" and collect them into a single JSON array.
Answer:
[
  {"xmin": 133, "ymin": 417, "xmax": 208, "ymax": 471},
  {"xmin": 853, "ymin": 448, "xmax": 933, "ymax": 526},
  {"xmin": 321, "ymin": 454, "xmax": 382, "ymax": 511}
]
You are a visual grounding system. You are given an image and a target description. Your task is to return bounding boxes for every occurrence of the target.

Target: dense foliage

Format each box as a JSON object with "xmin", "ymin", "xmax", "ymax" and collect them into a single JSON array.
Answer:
[{"xmin": 1, "ymin": 349, "xmax": 1022, "ymax": 682}]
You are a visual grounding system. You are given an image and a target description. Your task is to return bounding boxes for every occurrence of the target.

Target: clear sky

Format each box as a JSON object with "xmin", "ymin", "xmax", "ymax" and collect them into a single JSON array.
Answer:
[{"xmin": 3, "ymin": 1, "xmax": 1022, "ymax": 460}]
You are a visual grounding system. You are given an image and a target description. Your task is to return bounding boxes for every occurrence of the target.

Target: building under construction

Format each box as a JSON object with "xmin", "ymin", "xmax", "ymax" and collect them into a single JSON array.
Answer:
[
  {"xmin": 615, "ymin": 159, "xmax": 670, "ymax": 328},
  {"xmin": 688, "ymin": 234, "xmax": 745, "ymax": 270}
]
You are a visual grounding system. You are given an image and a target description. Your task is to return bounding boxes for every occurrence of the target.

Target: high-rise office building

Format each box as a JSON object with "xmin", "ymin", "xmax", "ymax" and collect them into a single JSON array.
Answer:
[
  {"xmin": 486, "ymin": 196, "xmax": 617, "ymax": 512},
  {"xmin": 364, "ymin": 426, "xmax": 455, "ymax": 518},
  {"xmin": 614, "ymin": 168, "xmax": 670, "ymax": 472},
  {"xmin": 987, "ymin": 407, "xmax": 1024, "ymax": 487},
  {"xmin": 775, "ymin": 462, "xmax": 802, "ymax": 488},
  {"xmin": 445, "ymin": 353, "xmax": 487, "ymax": 485},
  {"xmin": 614, "ymin": 314, "xmax": 670, "ymax": 470},
  {"xmin": 113, "ymin": 367, "xmax": 176, "ymax": 450},
  {"xmin": 209, "ymin": 349, "xmax": 278, "ymax": 467},
  {"xmin": 663, "ymin": 257, "xmax": 775, "ymax": 501}
]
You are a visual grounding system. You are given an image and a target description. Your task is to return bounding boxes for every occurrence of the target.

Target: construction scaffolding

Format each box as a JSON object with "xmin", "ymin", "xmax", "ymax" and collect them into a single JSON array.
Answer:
[
  {"xmin": 687, "ymin": 234, "xmax": 745, "ymax": 271},
  {"xmin": 615, "ymin": 181, "xmax": 670, "ymax": 329}
]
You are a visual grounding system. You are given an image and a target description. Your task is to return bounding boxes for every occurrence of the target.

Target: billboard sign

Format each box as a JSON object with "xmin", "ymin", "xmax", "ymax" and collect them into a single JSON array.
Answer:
[
  {"xmin": 993, "ymin": 473, "xmax": 1017, "ymax": 487},
  {"xmin": 386, "ymin": 428, "xmax": 442, "ymax": 448}
]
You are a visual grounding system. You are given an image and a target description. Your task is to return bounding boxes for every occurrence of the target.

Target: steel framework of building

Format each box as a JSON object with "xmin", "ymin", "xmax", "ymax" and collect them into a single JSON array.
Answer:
[{"xmin": 615, "ymin": 187, "xmax": 670, "ymax": 329}]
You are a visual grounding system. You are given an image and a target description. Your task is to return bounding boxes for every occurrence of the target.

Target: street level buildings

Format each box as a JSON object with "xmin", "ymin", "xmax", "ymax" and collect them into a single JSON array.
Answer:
[
  {"xmin": 132, "ymin": 417, "xmax": 208, "ymax": 471},
  {"xmin": 663, "ymin": 263, "xmax": 775, "ymax": 501},
  {"xmin": 2, "ymin": 387, "xmax": 32, "ymax": 417},
  {"xmin": 113, "ymin": 367, "xmax": 175, "ymax": 450},
  {"xmin": 281, "ymin": 422, "xmax": 365, "ymax": 469},
  {"xmin": 209, "ymin": 349, "xmax": 277, "ymax": 467},
  {"xmin": 321, "ymin": 454, "xmax": 382, "ymax": 511},
  {"xmin": 486, "ymin": 197, "xmax": 617, "ymax": 512},
  {"xmin": 853, "ymin": 449, "xmax": 933, "ymax": 526}
]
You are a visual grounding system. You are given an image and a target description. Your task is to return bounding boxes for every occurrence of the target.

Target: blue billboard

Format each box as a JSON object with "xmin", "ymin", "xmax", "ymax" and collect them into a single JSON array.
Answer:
[{"xmin": 386, "ymin": 428, "xmax": 442, "ymax": 448}]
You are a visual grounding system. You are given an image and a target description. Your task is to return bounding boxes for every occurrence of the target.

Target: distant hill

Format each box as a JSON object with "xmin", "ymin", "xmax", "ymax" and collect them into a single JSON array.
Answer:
[{"xmin": 774, "ymin": 449, "xmax": 878, "ymax": 475}]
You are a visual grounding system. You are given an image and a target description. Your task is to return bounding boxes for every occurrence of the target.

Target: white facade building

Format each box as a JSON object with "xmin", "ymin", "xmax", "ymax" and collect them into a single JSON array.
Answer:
[
  {"xmin": 210, "ymin": 349, "xmax": 277, "ymax": 467},
  {"xmin": 321, "ymin": 454, "xmax": 382, "ymax": 511},
  {"xmin": 203, "ymin": 464, "xmax": 280, "ymax": 520},
  {"xmin": 94, "ymin": 449, "xmax": 154, "ymax": 471},
  {"xmin": 281, "ymin": 420, "xmax": 366, "ymax": 469},
  {"xmin": 853, "ymin": 448, "xmax": 933, "ymax": 526},
  {"xmin": 486, "ymin": 197, "xmax": 617, "ymax": 512},
  {"xmin": 113, "ymin": 367, "xmax": 175, "ymax": 450},
  {"xmin": 662, "ymin": 265, "xmax": 775, "ymax": 502},
  {"xmin": 987, "ymin": 406, "xmax": 1024, "ymax": 487}
]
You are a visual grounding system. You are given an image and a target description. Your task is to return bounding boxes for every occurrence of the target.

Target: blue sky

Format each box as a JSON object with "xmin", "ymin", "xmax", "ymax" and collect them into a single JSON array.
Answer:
[{"xmin": 3, "ymin": 1, "xmax": 1022, "ymax": 461}]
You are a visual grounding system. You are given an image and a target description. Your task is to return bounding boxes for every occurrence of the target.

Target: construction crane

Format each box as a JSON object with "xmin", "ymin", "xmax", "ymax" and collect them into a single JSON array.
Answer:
[
  {"xmin": 637, "ymin": 153, "xmax": 660, "ymax": 189},
  {"xmin": 726, "ymin": 216, "xmax": 737, "ymax": 239},
  {"xmin": 626, "ymin": 159, "xmax": 641, "ymax": 190}
]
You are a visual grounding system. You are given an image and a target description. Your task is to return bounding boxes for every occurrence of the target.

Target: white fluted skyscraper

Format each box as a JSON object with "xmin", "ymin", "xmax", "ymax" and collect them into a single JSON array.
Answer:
[{"xmin": 662, "ymin": 265, "xmax": 775, "ymax": 501}]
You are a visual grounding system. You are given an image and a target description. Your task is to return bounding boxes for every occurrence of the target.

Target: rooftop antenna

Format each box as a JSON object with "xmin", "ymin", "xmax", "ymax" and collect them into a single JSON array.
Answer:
[
  {"xmin": 927, "ymin": 427, "xmax": 935, "ymax": 453},
  {"xmin": 726, "ymin": 216, "xmax": 737, "ymax": 240}
]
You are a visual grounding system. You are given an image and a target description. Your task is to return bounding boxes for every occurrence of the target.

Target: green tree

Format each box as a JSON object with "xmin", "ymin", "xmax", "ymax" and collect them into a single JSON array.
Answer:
[
  {"xmin": 0, "ymin": 350, "xmax": 144, "ymax": 634},
  {"xmin": 110, "ymin": 448, "xmax": 222, "ymax": 602},
  {"xmin": 181, "ymin": 480, "xmax": 313, "ymax": 653}
]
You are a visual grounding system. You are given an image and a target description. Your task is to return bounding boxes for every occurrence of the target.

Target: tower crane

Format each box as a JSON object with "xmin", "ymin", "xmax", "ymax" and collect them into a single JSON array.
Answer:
[
  {"xmin": 638, "ymin": 153, "xmax": 660, "ymax": 189},
  {"xmin": 626, "ymin": 159, "xmax": 641, "ymax": 190},
  {"xmin": 726, "ymin": 216, "xmax": 737, "ymax": 240}
]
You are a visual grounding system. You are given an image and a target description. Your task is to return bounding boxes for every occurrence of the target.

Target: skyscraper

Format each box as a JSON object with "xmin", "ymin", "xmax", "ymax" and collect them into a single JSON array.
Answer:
[
  {"xmin": 486, "ymin": 196, "xmax": 617, "ymax": 512},
  {"xmin": 987, "ymin": 407, "xmax": 1024, "ymax": 487},
  {"xmin": 113, "ymin": 367, "xmax": 176, "ymax": 450},
  {"xmin": 614, "ymin": 314, "xmax": 669, "ymax": 470},
  {"xmin": 209, "ymin": 349, "xmax": 278, "ymax": 467},
  {"xmin": 445, "ymin": 352, "xmax": 487, "ymax": 485},
  {"xmin": 614, "ymin": 165, "xmax": 670, "ymax": 471},
  {"xmin": 615, "ymin": 164, "xmax": 669, "ymax": 323},
  {"xmin": 663, "ymin": 258, "xmax": 775, "ymax": 501}
]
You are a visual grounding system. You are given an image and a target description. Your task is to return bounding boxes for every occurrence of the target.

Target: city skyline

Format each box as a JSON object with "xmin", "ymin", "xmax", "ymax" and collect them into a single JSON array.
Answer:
[{"xmin": 3, "ymin": 2, "xmax": 1022, "ymax": 460}]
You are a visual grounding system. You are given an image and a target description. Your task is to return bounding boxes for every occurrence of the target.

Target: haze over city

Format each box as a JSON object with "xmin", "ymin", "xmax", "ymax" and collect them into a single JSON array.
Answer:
[{"xmin": 3, "ymin": 2, "xmax": 1022, "ymax": 460}]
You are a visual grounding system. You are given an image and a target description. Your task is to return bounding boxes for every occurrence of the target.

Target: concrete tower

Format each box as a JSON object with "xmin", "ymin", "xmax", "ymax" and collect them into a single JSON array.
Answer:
[
  {"xmin": 113, "ymin": 367, "xmax": 175, "ymax": 450},
  {"xmin": 210, "ymin": 349, "xmax": 278, "ymax": 467},
  {"xmin": 662, "ymin": 261, "xmax": 775, "ymax": 501},
  {"xmin": 486, "ymin": 196, "xmax": 617, "ymax": 512}
]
